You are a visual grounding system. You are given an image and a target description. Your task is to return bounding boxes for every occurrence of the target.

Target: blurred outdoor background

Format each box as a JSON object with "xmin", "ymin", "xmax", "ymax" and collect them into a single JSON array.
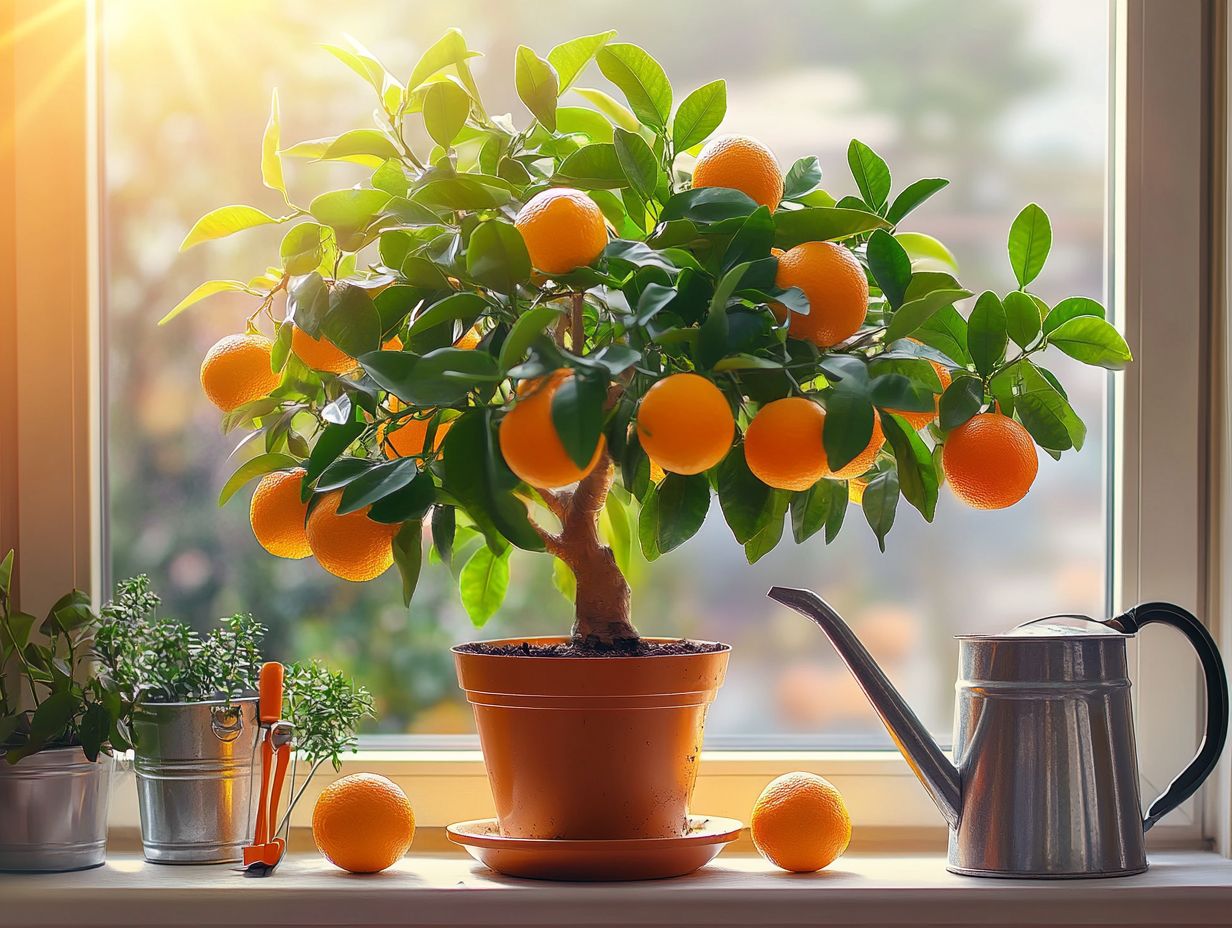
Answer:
[{"xmin": 102, "ymin": 0, "xmax": 1111, "ymax": 747}]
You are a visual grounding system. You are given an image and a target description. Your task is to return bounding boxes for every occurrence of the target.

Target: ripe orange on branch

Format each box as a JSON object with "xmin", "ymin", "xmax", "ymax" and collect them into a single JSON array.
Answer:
[
  {"xmin": 744, "ymin": 398, "xmax": 885, "ymax": 491},
  {"xmin": 514, "ymin": 187, "xmax": 608, "ymax": 276},
  {"xmin": 691, "ymin": 135, "xmax": 783, "ymax": 212},
  {"xmin": 636, "ymin": 373, "xmax": 735, "ymax": 476},
  {"xmin": 293, "ymin": 328, "xmax": 402, "ymax": 374},
  {"xmin": 773, "ymin": 242, "xmax": 869, "ymax": 347},
  {"xmin": 249, "ymin": 468, "xmax": 311, "ymax": 559},
  {"xmin": 305, "ymin": 490, "xmax": 399, "ymax": 582},
  {"xmin": 942, "ymin": 412, "xmax": 1038, "ymax": 509},
  {"xmin": 499, "ymin": 369, "xmax": 606, "ymax": 489},
  {"xmin": 200, "ymin": 333, "xmax": 280, "ymax": 412},
  {"xmin": 889, "ymin": 351, "xmax": 952, "ymax": 430}
]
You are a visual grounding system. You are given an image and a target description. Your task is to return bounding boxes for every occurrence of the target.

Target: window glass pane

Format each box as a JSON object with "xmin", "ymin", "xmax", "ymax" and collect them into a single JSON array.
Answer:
[{"xmin": 103, "ymin": 0, "xmax": 1108, "ymax": 747}]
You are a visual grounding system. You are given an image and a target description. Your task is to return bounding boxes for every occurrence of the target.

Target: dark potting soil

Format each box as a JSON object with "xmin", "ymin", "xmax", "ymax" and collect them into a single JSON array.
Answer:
[{"xmin": 455, "ymin": 639, "xmax": 727, "ymax": 658}]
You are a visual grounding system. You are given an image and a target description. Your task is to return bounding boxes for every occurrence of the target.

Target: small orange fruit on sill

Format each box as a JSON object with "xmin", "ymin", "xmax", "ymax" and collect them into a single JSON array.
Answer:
[
  {"xmin": 312, "ymin": 773, "xmax": 415, "ymax": 874},
  {"xmin": 751, "ymin": 771, "xmax": 851, "ymax": 873},
  {"xmin": 499, "ymin": 369, "xmax": 606, "ymax": 489},
  {"xmin": 249, "ymin": 468, "xmax": 311, "ymax": 559},
  {"xmin": 292, "ymin": 327, "xmax": 402, "ymax": 374},
  {"xmin": 636, "ymin": 373, "xmax": 735, "ymax": 476},
  {"xmin": 691, "ymin": 134, "xmax": 783, "ymax": 211},
  {"xmin": 514, "ymin": 187, "xmax": 608, "ymax": 276},
  {"xmin": 942, "ymin": 411, "xmax": 1038, "ymax": 509},
  {"xmin": 305, "ymin": 490, "xmax": 399, "ymax": 582},
  {"xmin": 200, "ymin": 333, "xmax": 280, "ymax": 412},
  {"xmin": 772, "ymin": 242, "xmax": 869, "ymax": 348},
  {"xmin": 744, "ymin": 397, "xmax": 885, "ymax": 491}
]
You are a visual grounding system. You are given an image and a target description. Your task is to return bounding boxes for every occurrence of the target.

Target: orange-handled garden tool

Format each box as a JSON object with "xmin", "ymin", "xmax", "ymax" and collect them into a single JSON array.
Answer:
[{"xmin": 242, "ymin": 661, "xmax": 293, "ymax": 876}]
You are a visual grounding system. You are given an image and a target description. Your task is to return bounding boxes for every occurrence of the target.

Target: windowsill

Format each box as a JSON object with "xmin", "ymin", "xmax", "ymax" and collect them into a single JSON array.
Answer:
[{"xmin": 3, "ymin": 850, "xmax": 1229, "ymax": 928}]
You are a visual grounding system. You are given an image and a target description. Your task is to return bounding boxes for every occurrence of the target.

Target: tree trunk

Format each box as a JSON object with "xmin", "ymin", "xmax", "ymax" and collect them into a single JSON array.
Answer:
[{"xmin": 536, "ymin": 449, "xmax": 639, "ymax": 649}]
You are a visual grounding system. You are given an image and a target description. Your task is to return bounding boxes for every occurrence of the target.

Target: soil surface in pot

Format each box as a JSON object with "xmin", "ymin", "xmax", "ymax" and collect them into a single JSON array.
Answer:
[{"xmin": 455, "ymin": 639, "xmax": 726, "ymax": 657}]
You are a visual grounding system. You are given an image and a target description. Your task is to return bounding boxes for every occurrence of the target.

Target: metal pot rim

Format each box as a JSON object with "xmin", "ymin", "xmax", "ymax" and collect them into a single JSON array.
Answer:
[
  {"xmin": 134, "ymin": 694, "xmax": 258, "ymax": 708},
  {"xmin": 0, "ymin": 745, "xmax": 113, "ymax": 769}
]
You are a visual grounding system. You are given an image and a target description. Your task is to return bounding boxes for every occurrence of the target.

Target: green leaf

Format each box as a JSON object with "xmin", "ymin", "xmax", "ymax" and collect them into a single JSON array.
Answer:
[
  {"xmin": 1007, "ymin": 203, "xmax": 1052, "ymax": 288},
  {"xmin": 573, "ymin": 87, "xmax": 640, "ymax": 132},
  {"xmin": 884, "ymin": 285, "xmax": 972, "ymax": 343},
  {"xmin": 1015, "ymin": 362, "xmax": 1086, "ymax": 451},
  {"xmin": 408, "ymin": 28, "xmax": 482, "ymax": 93},
  {"xmin": 321, "ymin": 282, "xmax": 381, "ymax": 358},
  {"xmin": 866, "ymin": 229, "xmax": 911, "ymax": 310},
  {"xmin": 773, "ymin": 207, "xmax": 889, "ymax": 249},
  {"xmin": 159, "ymin": 280, "xmax": 251, "ymax": 325},
  {"xmin": 321, "ymin": 129, "xmax": 401, "ymax": 163},
  {"xmin": 790, "ymin": 480, "xmax": 844, "ymax": 544},
  {"xmin": 459, "ymin": 545, "xmax": 510, "ymax": 626},
  {"xmin": 552, "ymin": 557, "xmax": 576, "ymax": 604},
  {"xmin": 407, "ymin": 292, "xmax": 488, "ymax": 338},
  {"xmin": 261, "ymin": 89, "xmax": 286, "ymax": 201},
  {"xmin": 500, "ymin": 306, "xmax": 561, "ymax": 370},
  {"xmin": 466, "ymin": 220, "xmax": 531, "ymax": 294},
  {"xmin": 886, "ymin": 178, "xmax": 948, "ymax": 225},
  {"xmin": 551, "ymin": 370, "xmax": 607, "ymax": 469},
  {"xmin": 392, "ymin": 521, "xmax": 423, "ymax": 607},
  {"xmin": 79, "ymin": 701, "xmax": 110, "ymax": 762},
  {"xmin": 287, "ymin": 272, "xmax": 330, "ymax": 336},
  {"xmin": 895, "ymin": 231, "xmax": 960, "ymax": 275},
  {"xmin": 338, "ymin": 458, "xmax": 419, "ymax": 515},
  {"xmin": 822, "ymin": 390, "xmax": 874, "ymax": 474},
  {"xmin": 556, "ymin": 143, "xmax": 627, "ymax": 189},
  {"xmin": 369, "ymin": 471, "xmax": 436, "ymax": 523},
  {"xmin": 782, "ymin": 156, "xmax": 823, "ymax": 200},
  {"xmin": 601, "ymin": 492, "xmax": 634, "ymax": 575},
  {"xmin": 743, "ymin": 491, "xmax": 789, "ymax": 564},
  {"xmin": 310, "ymin": 188, "xmax": 391, "ymax": 239},
  {"xmin": 422, "ymin": 81, "xmax": 473, "ymax": 146},
  {"xmin": 861, "ymin": 470, "xmax": 900, "ymax": 552},
  {"xmin": 723, "ymin": 206, "xmax": 774, "ymax": 270},
  {"xmin": 939, "ymin": 375, "xmax": 984, "ymax": 430},
  {"xmin": 1042, "ymin": 296, "xmax": 1105, "ymax": 335},
  {"xmin": 431, "ymin": 505, "xmax": 456, "ymax": 566},
  {"xmin": 180, "ymin": 205, "xmax": 279, "ymax": 251},
  {"xmin": 1003, "ymin": 289, "xmax": 1042, "ymax": 349},
  {"xmin": 280, "ymin": 222, "xmax": 326, "ymax": 275},
  {"xmin": 26, "ymin": 690, "xmax": 76, "ymax": 750},
  {"xmin": 362, "ymin": 347, "xmax": 500, "ymax": 407},
  {"xmin": 662, "ymin": 187, "xmax": 758, "ymax": 223},
  {"xmin": 413, "ymin": 176, "xmax": 513, "ymax": 210},
  {"xmin": 219, "ymin": 453, "xmax": 300, "ymax": 506},
  {"xmin": 672, "ymin": 79, "xmax": 726, "ymax": 151},
  {"xmin": 1047, "ymin": 316, "xmax": 1133, "ymax": 370},
  {"xmin": 716, "ymin": 446, "xmax": 773, "ymax": 544},
  {"xmin": 638, "ymin": 473, "xmax": 709, "ymax": 559},
  {"xmin": 556, "ymin": 106, "xmax": 615, "ymax": 142},
  {"xmin": 304, "ymin": 420, "xmax": 364, "ymax": 488},
  {"xmin": 880, "ymin": 413, "xmax": 938, "ymax": 521},
  {"xmin": 514, "ymin": 46, "xmax": 559, "ymax": 131},
  {"xmin": 967, "ymin": 291, "xmax": 1008, "ymax": 377},
  {"xmin": 596, "ymin": 43, "xmax": 672, "ymax": 129},
  {"xmin": 847, "ymin": 140, "xmax": 891, "ymax": 212},
  {"xmin": 0, "ymin": 549, "xmax": 13, "ymax": 600},
  {"xmin": 548, "ymin": 31, "xmax": 616, "ymax": 93},
  {"xmin": 613, "ymin": 127, "xmax": 658, "ymax": 199}
]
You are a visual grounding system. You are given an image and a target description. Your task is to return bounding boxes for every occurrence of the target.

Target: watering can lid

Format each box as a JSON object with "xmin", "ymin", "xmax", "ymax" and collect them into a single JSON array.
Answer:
[{"xmin": 988, "ymin": 613, "xmax": 1128, "ymax": 638}]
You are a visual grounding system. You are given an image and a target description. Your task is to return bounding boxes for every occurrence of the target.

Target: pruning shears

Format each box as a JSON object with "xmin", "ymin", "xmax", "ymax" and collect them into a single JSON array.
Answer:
[{"xmin": 242, "ymin": 661, "xmax": 292, "ymax": 876}]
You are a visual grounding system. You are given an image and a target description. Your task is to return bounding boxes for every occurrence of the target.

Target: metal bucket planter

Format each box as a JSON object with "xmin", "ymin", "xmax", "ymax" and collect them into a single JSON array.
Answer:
[
  {"xmin": 132, "ymin": 697, "xmax": 259, "ymax": 864},
  {"xmin": 0, "ymin": 746, "xmax": 113, "ymax": 872}
]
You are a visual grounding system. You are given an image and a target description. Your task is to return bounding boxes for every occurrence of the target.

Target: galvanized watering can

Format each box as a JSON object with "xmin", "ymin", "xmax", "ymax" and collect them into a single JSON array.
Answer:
[{"xmin": 769, "ymin": 588, "xmax": 1230, "ymax": 878}]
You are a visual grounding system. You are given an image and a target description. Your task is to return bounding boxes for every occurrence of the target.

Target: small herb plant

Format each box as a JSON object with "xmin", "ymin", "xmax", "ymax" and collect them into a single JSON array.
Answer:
[
  {"xmin": 93, "ymin": 575, "xmax": 373, "ymax": 771},
  {"xmin": 0, "ymin": 551, "xmax": 134, "ymax": 764}
]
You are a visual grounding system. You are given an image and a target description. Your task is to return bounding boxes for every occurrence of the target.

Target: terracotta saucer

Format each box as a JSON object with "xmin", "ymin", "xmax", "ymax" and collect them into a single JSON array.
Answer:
[{"xmin": 446, "ymin": 814, "xmax": 742, "ymax": 881}]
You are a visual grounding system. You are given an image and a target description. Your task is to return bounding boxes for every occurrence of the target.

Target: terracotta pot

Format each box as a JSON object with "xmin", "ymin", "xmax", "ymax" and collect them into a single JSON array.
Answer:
[{"xmin": 453, "ymin": 637, "xmax": 730, "ymax": 840}]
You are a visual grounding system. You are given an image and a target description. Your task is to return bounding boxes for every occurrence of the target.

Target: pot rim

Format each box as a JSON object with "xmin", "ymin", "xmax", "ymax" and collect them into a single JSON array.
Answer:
[
  {"xmin": 133, "ymin": 694, "xmax": 259, "ymax": 709},
  {"xmin": 452, "ymin": 635, "xmax": 732, "ymax": 660},
  {"xmin": 0, "ymin": 745, "xmax": 113, "ymax": 768}
]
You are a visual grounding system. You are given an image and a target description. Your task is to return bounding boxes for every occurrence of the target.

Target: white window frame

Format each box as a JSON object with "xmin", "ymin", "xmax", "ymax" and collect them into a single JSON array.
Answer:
[{"xmin": 3, "ymin": 0, "xmax": 1228, "ymax": 851}]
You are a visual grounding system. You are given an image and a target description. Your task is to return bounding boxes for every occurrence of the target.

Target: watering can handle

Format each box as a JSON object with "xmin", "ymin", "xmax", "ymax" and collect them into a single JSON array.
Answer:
[{"xmin": 1107, "ymin": 602, "xmax": 1230, "ymax": 831}]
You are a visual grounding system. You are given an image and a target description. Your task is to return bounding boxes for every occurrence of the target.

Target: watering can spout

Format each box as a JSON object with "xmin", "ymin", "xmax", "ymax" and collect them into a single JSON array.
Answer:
[{"xmin": 768, "ymin": 586, "xmax": 963, "ymax": 830}]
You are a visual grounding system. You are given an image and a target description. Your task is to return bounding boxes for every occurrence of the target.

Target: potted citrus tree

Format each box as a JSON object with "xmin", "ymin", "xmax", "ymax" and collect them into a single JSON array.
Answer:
[{"xmin": 166, "ymin": 30, "xmax": 1126, "ymax": 858}]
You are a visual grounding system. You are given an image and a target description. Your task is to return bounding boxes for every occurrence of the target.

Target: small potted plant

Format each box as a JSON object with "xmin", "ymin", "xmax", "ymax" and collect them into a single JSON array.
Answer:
[
  {"xmin": 168, "ymin": 30, "xmax": 1125, "ymax": 869},
  {"xmin": 0, "ymin": 551, "xmax": 133, "ymax": 872},
  {"xmin": 94, "ymin": 575, "xmax": 372, "ymax": 864}
]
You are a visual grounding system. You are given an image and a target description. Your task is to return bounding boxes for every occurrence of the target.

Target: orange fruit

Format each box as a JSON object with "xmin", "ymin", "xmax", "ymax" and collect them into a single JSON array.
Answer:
[
  {"xmin": 649, "ymin": 459, "xmax": 666, "ymax": 484},
  {"xmin": 514, "ymin": 188, "xmax": 608, "ymax": 275},
  {"xmin": 292, "ymin": 328, "xmax": 401, "ymax": 374},
  {"xmin": 305, "ymin": 489, "xmax": 399, "ymax": 581},
  {"xmin": 773, "ymin": 242, "xmax": 869, "ymax": 347},
  {"xmin": 380, "ymin": 399, "xmax": 451, "ymax": 460},
  {"xmin": 751, "ymin": 771, "xmax": 851, "ymax": 873},
  {"xmin": 691, "ymin": 135, "xmax": 783, "ymax": 211},
  {"xmin": 498, "ymin": 369, "xmax": 606, "ymax": 489},
  {"xmin": 454, "ymin": 325, "xmax": 482, "ymax": 351},
  {"xmin": 848, "ymin": 476, "xmax": 868, "ymax": 506},
  {"xmin": 636, "ymin": 373, "xmax": 735, "ymax": 476},
  {"xmin": 249, "ymin": 468, "xmax": 311, "ymax": 559},
  {"xmin": 888, "ymin": 340, "xmax": 952, "ymax": 429},
  {"xmin": 200, "ymin": 333, "xmax": 280, "ymax": 412},
  {"xmin": 744, "ymin": 398, "xmax": 884, "ymax": 491},
  {"xmin": 312, "ymin": 773, "xmax": 415, "ymax": 874},
  {"xmin": 942, "ymin": 412, "xmax": 1038, "ymax": 510}
]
